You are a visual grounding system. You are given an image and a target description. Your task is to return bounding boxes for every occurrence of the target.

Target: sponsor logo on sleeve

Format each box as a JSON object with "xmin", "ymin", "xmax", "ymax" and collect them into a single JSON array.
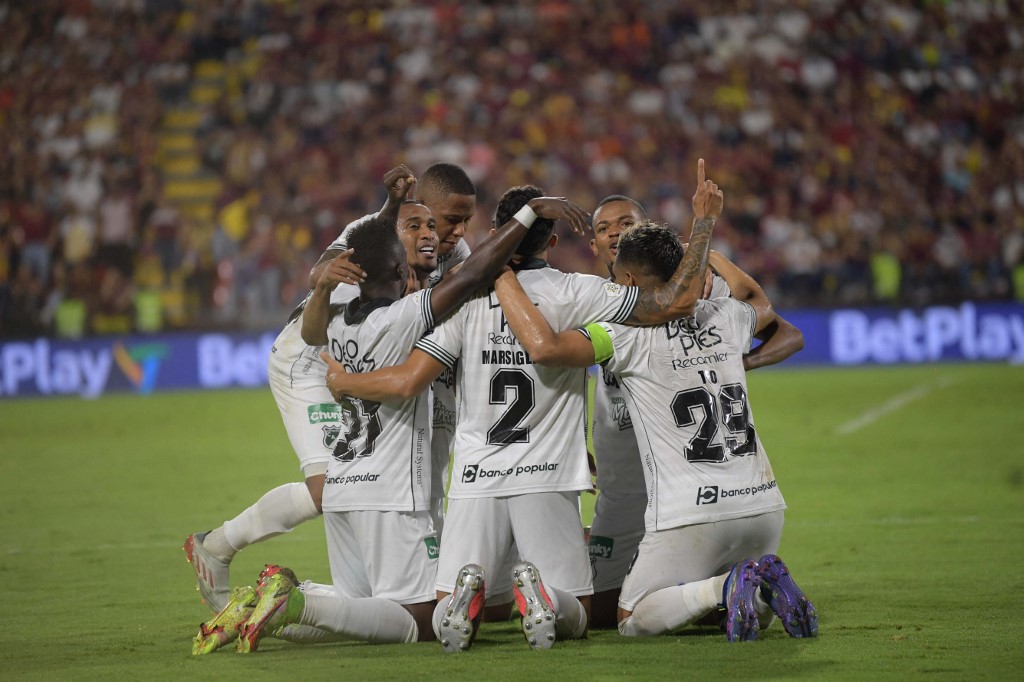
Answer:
[{"xmin": 603, "ymin": 282, "xmax": 625, "ymax": 298}]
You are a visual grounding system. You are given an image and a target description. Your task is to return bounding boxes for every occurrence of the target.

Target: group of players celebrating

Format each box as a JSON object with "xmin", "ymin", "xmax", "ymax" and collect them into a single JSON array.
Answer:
[{"xmin": 184, "ymin": 158, "xmax": 818, "ymax": 654}]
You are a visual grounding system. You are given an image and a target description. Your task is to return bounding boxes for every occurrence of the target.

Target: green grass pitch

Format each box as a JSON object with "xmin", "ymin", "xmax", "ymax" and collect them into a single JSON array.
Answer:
[{"xmin": 1, "ymin": 363, "xmax": 1022, "ymax": 680}]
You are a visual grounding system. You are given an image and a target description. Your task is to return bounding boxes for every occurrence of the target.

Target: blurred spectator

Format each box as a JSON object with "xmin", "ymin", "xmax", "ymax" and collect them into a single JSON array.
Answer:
[{"xmin": 1, "ymin": 0, "xmax": 1022, "ymax": 338}]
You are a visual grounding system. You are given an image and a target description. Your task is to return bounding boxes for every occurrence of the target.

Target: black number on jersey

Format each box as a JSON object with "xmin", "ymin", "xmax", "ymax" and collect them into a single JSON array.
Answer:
[
  {"xmin": 670, "ymin": 388, "xmax": 725, "ymax": 462},
  {"xmin": 719, "ymin": 383, "xmax": 757, "ymax": 456},
  {"xmin": 486, "ymin": 368, "xmax": 535, "ymax": 444},
  {"xmin": 333, "ymin": 397, "xmax": 382, "ymax": 462},
  {"xmin": 669, "ymin": 384, "xmax": 757, "ymax": 462}
]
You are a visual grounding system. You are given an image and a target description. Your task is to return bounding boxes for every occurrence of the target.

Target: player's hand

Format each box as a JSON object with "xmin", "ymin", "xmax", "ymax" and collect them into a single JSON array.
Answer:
[
  {"xmin": 382, "ymin": 165, "xmax": 416, "ymax": 211},
  {"xmin": 317, "ymin": 248, "xmax": 366, "ymax": 290},
  {"xmin": 691, "ymin": 158, "xmax": 724, "ymax": 220},
  {"xmin": 380, "ymin": 164, "xmax": 415, "ymax": 218},
  {"xmin": 527, "ymin": 197, "xmax": 591, "ymax": 236},
  {"xmin": 321, "ymin": 350, "xmax": 349, "ymax": 402}
]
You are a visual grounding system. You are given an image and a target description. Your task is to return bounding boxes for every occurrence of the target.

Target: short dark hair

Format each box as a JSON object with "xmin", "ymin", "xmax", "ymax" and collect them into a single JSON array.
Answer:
[
  {"xmin": 494, "ymin": 185, "xmax": 555, "ymax": 257},
  {"xmin": 419, "ymin": 163, "xmax": 475, "ymax": 199},
  {"xmin": 616, "ymin": 222, "xmax": 683, "ymax": 282},
  {"xmin": 595, "ymin": 194, "xmax": 647, "ymax": 219},
  {"xmin": 345, "ymin": 213, "xmax": 404, "ymax": 285}
]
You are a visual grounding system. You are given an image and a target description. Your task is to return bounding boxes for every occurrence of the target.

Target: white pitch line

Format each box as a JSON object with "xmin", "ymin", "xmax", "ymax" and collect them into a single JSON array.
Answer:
[{"xmin": 835, "ymin": 376, "xmax": 955, "ymax": 436}]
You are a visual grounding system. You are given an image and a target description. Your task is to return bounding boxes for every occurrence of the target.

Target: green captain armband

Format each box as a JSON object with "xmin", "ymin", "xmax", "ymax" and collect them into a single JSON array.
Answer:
[{"xmin": 584, "ymin": 322, "xmax": 614, "ymax": 364}]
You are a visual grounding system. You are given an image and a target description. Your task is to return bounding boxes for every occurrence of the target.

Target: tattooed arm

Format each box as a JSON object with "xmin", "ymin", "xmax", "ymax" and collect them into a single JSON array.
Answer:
[{"xmin": 625, "ymin": 158, "xmax": 723, "ymax": 324}]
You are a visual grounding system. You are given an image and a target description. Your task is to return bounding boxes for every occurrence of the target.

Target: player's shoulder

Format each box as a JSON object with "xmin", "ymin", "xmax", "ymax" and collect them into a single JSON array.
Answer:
[{"xmin": 697, "ymin": 296, "xmax": 749, "ymax": 319}]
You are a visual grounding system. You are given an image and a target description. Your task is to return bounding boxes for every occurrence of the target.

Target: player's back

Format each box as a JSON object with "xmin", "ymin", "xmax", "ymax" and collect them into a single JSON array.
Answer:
[
  {"xmin": 417, "ymin": 264, "xmax": 637, "ymax": 500},
  {"xmin": 321, "ymin": 290, "xmax": 436, "ymax": 513},
  {"xmin": 601, "ymin": 297, "xmax": 785, "ymax": 531}
]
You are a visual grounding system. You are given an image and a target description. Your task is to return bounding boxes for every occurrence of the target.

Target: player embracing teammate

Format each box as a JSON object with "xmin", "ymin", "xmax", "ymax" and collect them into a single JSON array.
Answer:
[{"xmin": 184, "ymin": 158, "xmax": 818, "ymax": 652}]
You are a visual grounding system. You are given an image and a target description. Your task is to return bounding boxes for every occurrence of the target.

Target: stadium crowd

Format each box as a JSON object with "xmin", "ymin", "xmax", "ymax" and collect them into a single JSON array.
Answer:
[{"xmin": 0, "ymin": 0, "xmax": 1022, "ymax": 338}]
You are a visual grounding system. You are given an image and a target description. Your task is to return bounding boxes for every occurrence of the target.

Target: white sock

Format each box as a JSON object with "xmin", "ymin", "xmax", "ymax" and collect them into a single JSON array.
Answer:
[
  {"xmin": 543, "ymin": 586, "xmax": 588, "ymax": 640},
  {"xmin": 223, "ymin": 482, "xmax": 320, "ymax": 552},
  {"xmin": 754, "ymin": 587, "xmax": 776, "ymax": 629},
  {"xmin": 276, "ymin": 624, "xmax": 347, "ymax": 644},
  {"xmin": 618, "ymin": 575, "xmax": 725, "ymax": 637},
  {"xmin": 298, "ymin": 581, "xmax": 338, "ymax": 598},
  {"xmin": 201, "ymin": 526, "xmax": 236, "ymax": 562},
  {"xmin": 299, "ymin": 593, "xmax": 418, "ymax": 643},
  {"xmin": 431, "ymin": 596, "xmax": 451, "ymax": 640}
]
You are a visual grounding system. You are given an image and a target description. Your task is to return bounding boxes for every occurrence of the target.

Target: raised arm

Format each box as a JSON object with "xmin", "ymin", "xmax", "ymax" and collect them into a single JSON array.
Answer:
[
  {"xmin": 321, "ymin": 349, "xmax": 445, "ymax": 402},
  {"xmin": 307, "ymin": 165, "xmax": 416, "ymax": 289},
  {"xmin": 706, "ymin": 250, "xmax": 804, "ymax": 369},
  {"xmin": 625, "ymin": 159, "xmax": 722, "ymax": 324},
  {"xmin": 427, "ymin": 197, "xmax": 590, "ymax": 320},
  {"xmin": 494, "ymin": 270, "xmax": 597, "ymax": 368}
]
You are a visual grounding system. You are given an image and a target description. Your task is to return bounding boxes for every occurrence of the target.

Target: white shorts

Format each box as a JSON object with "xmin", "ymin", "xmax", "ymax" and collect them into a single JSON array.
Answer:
[
  {"xmin": 588, "ymin": 490, "xmax": 647, "ymax": 593},
  {"xmin": 438, "ymin": 492, "xmax": 593, "ymax": 598},
  {"xmin": 268, "ymin": 321, "xmax": 336, "ymax": 477},
  {"xmin": 618, "ymin": 510, "xmax": 784, "ymax": 612},
  {"xmin": 324, "ymin": 509, "xmax": 438, "ymax": 604}
]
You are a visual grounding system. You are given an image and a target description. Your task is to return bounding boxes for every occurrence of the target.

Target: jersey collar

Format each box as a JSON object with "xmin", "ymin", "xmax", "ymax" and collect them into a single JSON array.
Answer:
[
  {"xmin": 511, "ymin": 257, "xmax": 549, "ymax": 272},
  {"xmin": 344, "ymin": 296, "xmax": 397, "ymax": 324}
]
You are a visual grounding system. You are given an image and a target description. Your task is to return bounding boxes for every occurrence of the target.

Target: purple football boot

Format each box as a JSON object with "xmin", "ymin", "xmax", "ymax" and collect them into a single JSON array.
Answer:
[
  {"xmin": 722, "ymin": 559, "xmax": 761, "ymax": 642},
  {"xmin": 756, "ymin": 554, "xmax": 818, "ymax": 638}
]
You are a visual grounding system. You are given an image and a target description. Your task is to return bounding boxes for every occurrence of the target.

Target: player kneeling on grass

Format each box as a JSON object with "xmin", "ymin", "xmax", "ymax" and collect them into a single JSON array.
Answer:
[{"xmin": 493, "ymin": 196, "xmax": 818, "ymax": 641}]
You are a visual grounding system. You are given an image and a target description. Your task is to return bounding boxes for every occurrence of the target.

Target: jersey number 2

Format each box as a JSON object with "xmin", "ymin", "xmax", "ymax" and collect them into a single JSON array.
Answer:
[{"xmin": 486, "ymin": 368, "xmax": 535, "ymax": 444}]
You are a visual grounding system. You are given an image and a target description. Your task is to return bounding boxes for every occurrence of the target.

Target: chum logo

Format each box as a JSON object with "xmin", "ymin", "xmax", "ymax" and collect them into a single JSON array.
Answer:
[
  {"xmin": 696, "ymin": 486, "xmax": 719, "ymax": 505},
  {"xmin": 113, "ymin": 342, "xmax": 168, "ymax": 395},
  {"xmin": 308, "ymin": 403, "xmax": 342, "ymax": 424}
]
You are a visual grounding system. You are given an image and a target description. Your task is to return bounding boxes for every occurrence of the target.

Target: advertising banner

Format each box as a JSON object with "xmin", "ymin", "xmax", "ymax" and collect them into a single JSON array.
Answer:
[{"xmin": 1, "ymin": 301, "xmax": 1021, "ymax": 399}]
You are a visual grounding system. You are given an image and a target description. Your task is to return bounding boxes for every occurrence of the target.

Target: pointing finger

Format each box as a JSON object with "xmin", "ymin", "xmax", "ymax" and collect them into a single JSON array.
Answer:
[{"xmin": 697, "ymin": 158, "xmax": 705, "ymax": 186}]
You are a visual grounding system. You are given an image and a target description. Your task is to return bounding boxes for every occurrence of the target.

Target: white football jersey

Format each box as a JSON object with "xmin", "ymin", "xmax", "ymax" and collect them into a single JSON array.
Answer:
[
  {"xmin": 415, "ymin": 263, "xmax": 639, "ymax": 499},
  {"xmin": 331, "ymin": 214, "xmax": 471, "ymax": 517},
  {"xmin": 591, "ymin": 297, "xmax": 785, "ymax": 531},
  {"xmin": 592, "ymin": 273, "xmax": 732, "ymax": 495},
  {"xmin": 321, "ymin": 289, "xmax": 437, "ymax": 513}
]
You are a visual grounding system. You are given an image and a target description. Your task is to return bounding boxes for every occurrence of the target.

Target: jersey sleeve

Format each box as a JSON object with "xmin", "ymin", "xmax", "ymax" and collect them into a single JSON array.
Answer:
[
  {"xmin": 698, "ymin": 298, "xmax": 757, "ymax": 353},
  {"xmin": 329, "ymin": 283, "xmax": 360, "ymax": 305},
  {"xmin": 578, "ymin": 322, "xmax": 646, "ymax": 378},
  {"xmin": 448, "ymin": 239, "xmax": 471, "ymax": 268},
  {"xmin": 569, "ymin": 274, "xmax": 639, "ymax": 324},
  {"xmin": 414, "ymin": 299, "xmax": 465, "ymax": 369},
  {"xmin": 708, "ymin": 272, "xmax": 732, "ymax": 299}
]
